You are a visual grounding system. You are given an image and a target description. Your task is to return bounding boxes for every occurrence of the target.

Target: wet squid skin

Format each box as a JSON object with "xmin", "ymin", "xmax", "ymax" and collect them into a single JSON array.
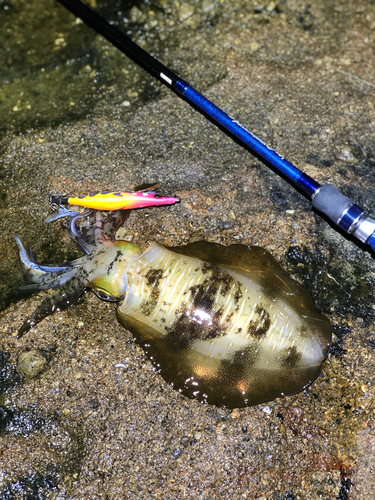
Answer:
[{"xmin": 16, "ymin": 210, "xmax": 331, "ymax": 408}]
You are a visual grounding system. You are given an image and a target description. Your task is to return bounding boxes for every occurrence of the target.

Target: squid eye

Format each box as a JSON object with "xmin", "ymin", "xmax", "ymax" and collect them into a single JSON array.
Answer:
[{"xmin": 93, "ymin": 289, "xmax": 120, "ymax": 302}]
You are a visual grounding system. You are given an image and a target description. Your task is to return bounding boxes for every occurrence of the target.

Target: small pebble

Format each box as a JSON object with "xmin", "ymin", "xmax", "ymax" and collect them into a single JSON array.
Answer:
[
  {"xmin": 202, "ymin": 0, "xmax": 215, "ymax": 13},
  {"xmin": 250, "ymin": 41, "xmax": 260, "ymax": 51},
  {"xmin": 16, "ymin": 349, "xmax": 47, "ymax": 378},
  {"xmin": 178, "ymin": 3, "xmax": 195, "ymax": 22},
  {"xmin": 231, "ymin": 408, "xmax": 241, "ymax": 418},
  {"xmin": 180, "ymin": 436, "xmax": 190, "ymax": 447},
  {"xmin": 335, "ymin": 144, "xmax": 361, "ymax": 162},
  {"xmin": 172, "ymin": 447, "xmax": 183, "ymax": 459},
  {"xmin": 228, "ymin": 209, "xmax": 236, "ymax": 220},
  {"xmin": 129, "ymin": 6, "xmax": 146, "ymax": 24},
  {"xmin": 193, "ymin": 431, "xmax": 202, "ymax": 441},
  {"xmin": 217, "ymin": 220, "xmax": 235, "ymax": 231}
]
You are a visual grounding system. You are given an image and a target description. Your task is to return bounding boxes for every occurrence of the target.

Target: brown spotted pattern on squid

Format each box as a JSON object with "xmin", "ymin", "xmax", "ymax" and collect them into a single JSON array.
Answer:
[
  {"xmin": 165, "ymin": 264, "xmax": 240, "ymax": 348},
  {"xmin": 140, "ymin": 268, "xmax": 164, "ymax": 316},
  {"xmin": 247, "ymin": 305, "xmax": 271, "ymax": 339},
  {"xmin": 281, "ymin": 346, "xmax": 302, "ymax": 368}
]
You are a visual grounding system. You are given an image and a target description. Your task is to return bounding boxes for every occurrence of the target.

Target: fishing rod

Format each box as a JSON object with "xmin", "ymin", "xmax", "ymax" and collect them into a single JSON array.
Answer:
[{"xmin": 57, "ymin": 0, "xmax": 375, "ymax": 253}]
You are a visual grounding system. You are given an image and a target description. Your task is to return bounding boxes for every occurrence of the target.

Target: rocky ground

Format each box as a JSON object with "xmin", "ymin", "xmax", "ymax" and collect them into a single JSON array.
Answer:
[{"xmin": 1, "ymin": 0, "xmax": 375, "ymax": 498}]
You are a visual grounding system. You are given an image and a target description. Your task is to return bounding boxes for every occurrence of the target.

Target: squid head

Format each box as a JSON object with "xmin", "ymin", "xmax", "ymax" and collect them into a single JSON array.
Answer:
[
  {"xmin": 15, "ymin": 208, "xmax": 135, "ymax": 336},
  {"xmin": 87, "ymin": 241, "xmax": 142, "ymax": 301}
]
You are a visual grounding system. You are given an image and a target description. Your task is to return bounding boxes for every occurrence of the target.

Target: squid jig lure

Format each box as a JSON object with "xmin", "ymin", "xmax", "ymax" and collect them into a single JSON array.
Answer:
[{"xmin": 49, "ymin": 189, "xmax": 180, "ymax": 211}]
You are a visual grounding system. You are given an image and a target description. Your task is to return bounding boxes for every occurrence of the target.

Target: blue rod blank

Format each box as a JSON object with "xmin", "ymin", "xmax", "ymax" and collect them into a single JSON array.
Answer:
[{"xmin": 175, "ymin": 80, "xmax": 320, "ymax": 197}]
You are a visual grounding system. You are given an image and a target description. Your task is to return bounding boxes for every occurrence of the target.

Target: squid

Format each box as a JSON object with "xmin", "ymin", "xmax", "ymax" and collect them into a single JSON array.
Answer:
[{"xmin": 15, "ymin": 202, "xmax": 331, "ymax": 408}]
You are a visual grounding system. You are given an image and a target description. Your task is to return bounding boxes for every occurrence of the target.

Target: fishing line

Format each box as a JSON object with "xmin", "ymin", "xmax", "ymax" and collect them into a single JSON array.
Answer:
[{"xmin": 56, "ymin": 0, "xmax": 375, "ymax": 252}]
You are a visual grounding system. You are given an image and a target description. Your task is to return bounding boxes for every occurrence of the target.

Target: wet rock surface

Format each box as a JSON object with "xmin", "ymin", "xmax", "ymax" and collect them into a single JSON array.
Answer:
[{"xmin": 1, "ymin": 0, "xmax": 375, "ymax": 498}]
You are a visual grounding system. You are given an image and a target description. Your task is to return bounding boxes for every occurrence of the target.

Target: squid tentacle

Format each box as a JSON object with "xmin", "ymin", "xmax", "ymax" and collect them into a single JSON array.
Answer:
[
  {"xmin": 29, "ymin": 248, "xmax": 92, "ymax": 271},
  {"xmin": 18, "ymin": 278, "xmax": 86, "ymax": 338},
  {"xmin": 44, "ymin": 207, "xmax": 95, "ymax": 255},
  {"xmin": 44, "ymin": 206, "xmax": 79, "ymax": 224},
  {"xmin": 19, "ymin": 265, "xmax": 81, "ymax": 291},
  {"xmin": 67, "ymin": 211, "xmax": 95, "ymax": 255},
  {"xmin": 15, "ymin": 236, "xmax": 72, "ymax": 284},
  {"xmin": 28, "ymin": 248, "xmax": 73, "ymax": 272}
]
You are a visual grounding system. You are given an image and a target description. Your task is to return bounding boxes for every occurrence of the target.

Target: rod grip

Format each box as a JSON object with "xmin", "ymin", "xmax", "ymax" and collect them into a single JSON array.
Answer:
[{"xmin": 311, "ymin": 183, "xmax": 355, "ymax": 223}]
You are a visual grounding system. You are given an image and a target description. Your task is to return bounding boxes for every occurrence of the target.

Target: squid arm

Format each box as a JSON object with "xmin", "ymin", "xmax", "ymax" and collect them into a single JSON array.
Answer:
[{"xmin": 18, "ymin": 279, "xmax": 86, "ymax": 338}]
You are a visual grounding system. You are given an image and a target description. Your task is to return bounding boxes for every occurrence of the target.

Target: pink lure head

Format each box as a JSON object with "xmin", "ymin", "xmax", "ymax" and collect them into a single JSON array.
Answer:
[{"xmin": 127, "ymin": 191, "xmax": 180, "ymax": 209}]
